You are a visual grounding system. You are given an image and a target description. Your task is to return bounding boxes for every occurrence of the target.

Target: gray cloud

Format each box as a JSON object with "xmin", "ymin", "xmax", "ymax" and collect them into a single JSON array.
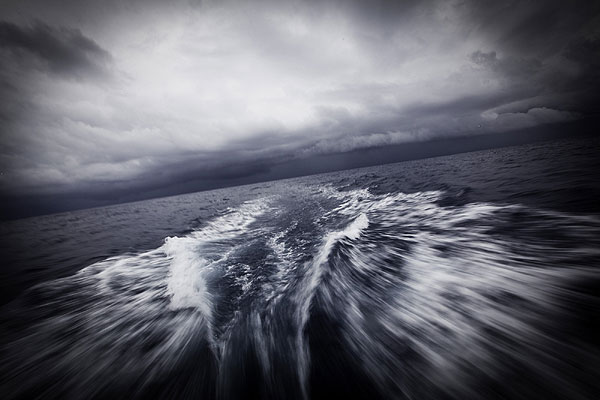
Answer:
[
  {"xmin": 0, "ymin": 0, "xmax": 598, "ymax": 215},
  {"xmin": 0, "ymin": 20, "xmax": 113, "ymax": 79}
]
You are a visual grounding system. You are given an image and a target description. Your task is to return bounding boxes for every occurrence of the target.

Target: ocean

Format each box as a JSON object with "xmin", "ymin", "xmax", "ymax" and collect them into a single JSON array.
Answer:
[{"xmin": 1, "ymin": 137, "xmax": 599, "ymax": 399}]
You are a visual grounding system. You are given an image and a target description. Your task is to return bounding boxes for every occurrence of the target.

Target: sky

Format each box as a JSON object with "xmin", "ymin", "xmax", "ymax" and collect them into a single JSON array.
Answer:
[{"xmin": 0, "ymin": 0, "xmax": 599, "ymax": 217}]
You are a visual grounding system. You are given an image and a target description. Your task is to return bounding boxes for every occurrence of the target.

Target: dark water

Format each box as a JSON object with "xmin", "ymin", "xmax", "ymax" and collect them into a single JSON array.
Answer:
[{"xmin": 1, "ymin": 137, "xmax": 600, "ymax": 399}]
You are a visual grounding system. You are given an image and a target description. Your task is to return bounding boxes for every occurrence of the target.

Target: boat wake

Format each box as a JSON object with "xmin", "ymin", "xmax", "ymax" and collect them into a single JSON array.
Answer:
[{"xmin": 1, "ymin": 186, "xmax": 599, "ymax": 399}]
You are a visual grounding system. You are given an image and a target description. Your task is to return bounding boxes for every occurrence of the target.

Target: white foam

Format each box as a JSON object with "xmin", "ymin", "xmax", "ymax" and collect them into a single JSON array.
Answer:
[
  {"xmin": 191, "ymin": 197, "xmax": 270, "ymax": 241},
  {"xmin": 294, "ymin": 212, "xmax": 370, "ymax": 399},
  {"xmin": 163, "ymin": 236, "xmax": 212, "ymax": 316},
  {"xmin": 343, "ymin": 213, "xmax": 369, "ymax": 240},
  {"xmin": 163, "ymin": 197, "xmax": 271, "ymax": 312},
  {"xmin": 316, "ymin": 191, "xmax": 600, "ymax": 399},
  {"xmin": 308, "ymin": 213, "xmax": 370, "ymax": 291}
]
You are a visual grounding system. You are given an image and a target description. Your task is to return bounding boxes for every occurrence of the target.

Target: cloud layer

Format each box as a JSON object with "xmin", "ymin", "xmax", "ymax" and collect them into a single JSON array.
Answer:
[
  {"xmin": 0, "ymin": 0, "xmax": 598, "ymax": 204},
  {"xmin": 0, "ymin": 21, "xmax": 112, "ymax": 79}
]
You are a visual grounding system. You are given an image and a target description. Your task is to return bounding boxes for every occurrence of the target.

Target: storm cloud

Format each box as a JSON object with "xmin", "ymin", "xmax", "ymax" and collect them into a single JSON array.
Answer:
[
  {"xmin": 0, "ymin": 20, "xmax": 113, "ymax": 79},
  {"xmin": 0, "ymin": 0, "xmax": 598, "ymax": 216}
]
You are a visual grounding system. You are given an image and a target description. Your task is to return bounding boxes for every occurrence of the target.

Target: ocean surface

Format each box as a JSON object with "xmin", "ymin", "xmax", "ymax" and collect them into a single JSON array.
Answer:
[{"xmin": 1, "ymin": 137, "xmax": 599, "ymax": 399}]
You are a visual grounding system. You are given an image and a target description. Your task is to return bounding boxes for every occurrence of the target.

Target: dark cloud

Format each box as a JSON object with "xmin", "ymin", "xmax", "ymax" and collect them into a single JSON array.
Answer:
[
  {"xmin": 0, "ymin": 0, "xmax": 598, "ymax": 217},
  {"xmin": 564, "ymin": 36, "xmax": 600, "ymax": 95},
  {"xmin": 470, "ymin": 50, "xmax": 498, "ymax": 68},
  {"xmin": 0, "ymin": 20, "xmax": 112, "ymax": 79}
]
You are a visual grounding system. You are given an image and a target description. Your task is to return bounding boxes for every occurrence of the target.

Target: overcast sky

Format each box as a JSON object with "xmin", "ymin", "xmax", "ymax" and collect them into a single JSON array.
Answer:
[{"xmin": 0, "ymin": 0, "xmax": 599, "ymax": 215}]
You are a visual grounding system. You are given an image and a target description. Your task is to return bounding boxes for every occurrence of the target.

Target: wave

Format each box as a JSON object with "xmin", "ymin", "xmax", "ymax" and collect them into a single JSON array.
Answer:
[
  {"xmin": 303, "ymin": 186, "xmax": 600, "ymax": 399},
  {"xmin": 164, "ymin": 236, "xmax": 212, "ymax": 314},
  {"xmin": 2, "ymin": 186, "xmax": 599, "ymax": 399},
  {"xmin": 0, "ymin": 197, "xmax": 276, "ymax": 398},
  {"xmin": 289, "ymin": 212, "xmax": 370, "ymax": 398}
]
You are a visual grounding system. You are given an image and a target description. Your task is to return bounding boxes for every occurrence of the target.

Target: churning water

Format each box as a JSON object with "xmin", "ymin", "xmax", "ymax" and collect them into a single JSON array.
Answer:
[{"xmin": 1, "ymin": 138, "xmax": 599, "ymax": 399}]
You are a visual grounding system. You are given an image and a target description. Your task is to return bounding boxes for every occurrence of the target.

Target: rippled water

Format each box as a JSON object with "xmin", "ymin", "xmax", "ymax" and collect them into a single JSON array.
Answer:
[{"xmin": 1, "ymin": 138, "xmax": 599, "ymax": 399}]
